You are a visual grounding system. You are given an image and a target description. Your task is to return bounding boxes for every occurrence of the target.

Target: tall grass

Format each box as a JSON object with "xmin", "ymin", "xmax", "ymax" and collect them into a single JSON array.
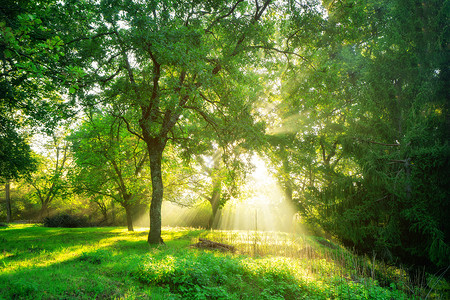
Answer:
[{"xmin": 197, "ymin": 229, "xmax": 449, "ymax": 299}]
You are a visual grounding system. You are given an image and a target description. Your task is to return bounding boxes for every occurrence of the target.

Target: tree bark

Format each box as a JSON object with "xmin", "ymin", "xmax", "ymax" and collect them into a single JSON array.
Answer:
[
  {"xmin": 208, "ymin": 187, "xmax": 221, "ymax": 229},
  {"xmin": 207, "ymin": 154, "xmax": 222, "ymax": 229},
  {"xmin": 40, "ymin": 202, "xmax": 49, "ymax": 220},
  {"xmin": 148, "ymin": 146, "xmax": 165, "ymax": 244},
  {"xmin": 111, "ymin": 200, "xmax": 116, "ymax": 224},
  {"xmin": 5, "ymin": 180, "xmax": 11, "ymax": 223},
  {"xmin": 125, "ymin": 205, "xmax": 134, "ymax": 231},
  {"xmin": 283, "ymin": 181, "xmax": 293, "ymax": 203}
]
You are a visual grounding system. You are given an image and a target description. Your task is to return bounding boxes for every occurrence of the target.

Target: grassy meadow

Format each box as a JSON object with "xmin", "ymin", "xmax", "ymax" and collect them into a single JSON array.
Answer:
[{"xmin": 0, "ymin": 224, "xmax": 447, "ymax": 299}]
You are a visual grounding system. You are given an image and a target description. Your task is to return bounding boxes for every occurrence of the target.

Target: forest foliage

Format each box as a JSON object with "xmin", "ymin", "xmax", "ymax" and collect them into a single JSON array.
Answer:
[{"xmin": 1, "ymin": 0, "xmax": 449, "ymax": 274}]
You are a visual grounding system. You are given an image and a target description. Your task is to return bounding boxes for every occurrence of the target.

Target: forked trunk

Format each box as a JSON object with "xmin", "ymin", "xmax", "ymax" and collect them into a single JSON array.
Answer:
[{"xmin": 148, "ymin": 147, "xmax": 165, "ymax": 244}]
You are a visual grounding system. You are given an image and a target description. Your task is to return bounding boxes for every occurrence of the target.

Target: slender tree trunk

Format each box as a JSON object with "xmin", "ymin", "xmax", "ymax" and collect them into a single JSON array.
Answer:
[
  {"xmin": 125, "ymin": 205, "xmax": 134, "ymax": 231},
  {"xmin": 5, "ymin": 180, "xmax": 11, "ymax": 223},
  {"xmin": 111, "ymin": 201, "xmax": 116, "ymax": 224},
  {"xmin": 207, "ymin": 153, "xmax": 223, "ymax": 229},
  {"xmin": 208, "ymin": 188, "xmax": 221, "ymax": 229},
  {"xmin": 280, "ymin": 149, "xmax": 293, "ymax": 203},
  {"xmin": 283, "ymin": 181, "xmax": 293, "ymax": 203},
  {"xmin": 148, "ymin": 147, "xmax": 165, "ymax": 244},
  {"xmin": 100, "ymin": 204, "xmax": 108, "ymax": 224},
  {"xmin": 208, "ymin": 205, "xmax": 219, "ymax": 229}
]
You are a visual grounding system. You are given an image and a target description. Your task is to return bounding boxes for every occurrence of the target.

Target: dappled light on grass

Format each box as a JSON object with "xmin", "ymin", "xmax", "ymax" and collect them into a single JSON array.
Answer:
[
  {"xmin": 0, "ymin": 225, "xmax": 197, "ymax": 278},
  {"xmin": 1, "ymin": 225, "xmax": 443, "ymax": 299},
  {"xmin": 201, "ymin": 230, "xmax": 312, "ymax": 258},
  {"xmin": 0, "ymin": 226, "xmax": 150, "ymax": 275}
]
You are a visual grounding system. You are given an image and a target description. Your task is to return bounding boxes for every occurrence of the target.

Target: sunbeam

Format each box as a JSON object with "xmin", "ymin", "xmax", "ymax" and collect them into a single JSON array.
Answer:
[
  {"xmin": 217, "ymin": 155, "xmax": 301, "ymax": 233},
  {"xmin": 134, "ymin": 155, "xmax": 303, "ymax": 233}
]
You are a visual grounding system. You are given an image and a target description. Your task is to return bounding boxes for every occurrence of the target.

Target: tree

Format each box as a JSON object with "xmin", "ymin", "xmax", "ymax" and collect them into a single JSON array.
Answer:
[
  {"xmin": 27, "ymin": 132, "xmax": 70, "ymax": 219},
  {"xmin": 1, "ymin": 0, "xmax": 78, "ymax": 137},
  {"xmin": 69, "ymin": 112, "xmax": 150, "ymax": 231},
  {"xmin": 61, "ymin": 0, "xmax": 275, "ymax": 244},
  {"xmin": 279, "ymin": 0, "xmax": 449, "ymax": 269},
  {"xmin": 1, "ymin": 0, "xmax": 81, "ymax": 221},
  {"xmin": 0, "ymin": 119, "xmax": 36, "ymax": 222},
  {"xmin": 188, "ymin": 146, "xmax": 252, "ymax": 229}
]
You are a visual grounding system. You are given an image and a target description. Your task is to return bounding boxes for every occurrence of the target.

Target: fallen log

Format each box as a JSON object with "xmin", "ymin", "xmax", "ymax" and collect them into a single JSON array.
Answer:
[{"xmin": 191, "ymin": 238, "xmax": 235, "ymax": 252}]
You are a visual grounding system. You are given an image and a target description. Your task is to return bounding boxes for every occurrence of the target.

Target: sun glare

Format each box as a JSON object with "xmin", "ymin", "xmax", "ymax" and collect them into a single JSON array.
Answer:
[
  {"xmin": 217, "ymin": 155, "xmax": 299, "ymax": 233},
  {"xmin": 134, "ymin": 155, "xmax": 302, "ymax": 234}
]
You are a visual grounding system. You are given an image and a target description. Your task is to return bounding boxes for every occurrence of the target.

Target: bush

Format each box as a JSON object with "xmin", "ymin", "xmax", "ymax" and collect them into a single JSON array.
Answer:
[{"xmin": 43, "ymin": 213, "xmax": 91, "ymax": 228}]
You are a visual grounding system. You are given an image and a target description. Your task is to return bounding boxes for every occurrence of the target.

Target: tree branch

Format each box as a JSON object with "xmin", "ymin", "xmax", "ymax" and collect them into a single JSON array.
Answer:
[
  {"xmin": 146, "ymin": 47, "xmax": 161, "ymax": 120},
  {"xmin": 66, "ymin": 31, "xmax": 116, "ymax": 45},
  {"xmin": 115, "ymin": 115, "xmax": 144, "ymax": 140},
  {"xmin": 184, "ymin": 105, "xmax": 218, "ymax": 129},
  {"xmin": 250, "ymin": 45, "xmax": 316, "ymax": 70},
  {"xmin": 80, "ymin": 184, "xmax": 117, "ymax": 200},
  {"xmin": 114, "ymin": 30, "xmax": 141, "ymax": 101},
  {"xmin": 135, "ymin": 152, "xmax": 148, "ymax": 176},
  {"xmin": 230, "ymin": 0, "xmax": 272, "ymax": 56},
  {"xmin": 206, "ymin": 0, "xmax": 245, "ymax": 31}
]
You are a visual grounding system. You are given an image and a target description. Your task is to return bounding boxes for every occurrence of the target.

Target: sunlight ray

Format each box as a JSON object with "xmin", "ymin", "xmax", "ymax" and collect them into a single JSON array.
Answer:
[{"xmin": 217, "ymin": 155, "xmax": 300, "ymax": 233}]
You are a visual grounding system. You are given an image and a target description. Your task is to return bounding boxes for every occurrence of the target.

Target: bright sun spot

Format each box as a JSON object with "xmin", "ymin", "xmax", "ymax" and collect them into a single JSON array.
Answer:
[
  {"xmin": 135, "ymin": 155, "xmax": 302, "ymax": 234},
  {"xmin": 217, "ymin": 155, "xmax": 299, "ymax": 233}
]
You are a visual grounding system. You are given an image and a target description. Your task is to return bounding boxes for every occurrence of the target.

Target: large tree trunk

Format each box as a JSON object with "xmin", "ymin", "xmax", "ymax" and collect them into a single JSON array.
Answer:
[
  {"xmin": 125, "ymin": 205, "xmax": 134, "ymax": 231},
  {"xmin": 5, "ymin": 180, "xmax": 11, "ymax": 223},
  {"xmin": 148, "ymin": 147, "xmax": 165, "ymax": 244},
  {"xmin": 40, "ymin": 202, "xmax": 49, "ymax": 220},
  {"xmin": 100, "ymin": 205, "xmax": 108, "ymax": 224}
]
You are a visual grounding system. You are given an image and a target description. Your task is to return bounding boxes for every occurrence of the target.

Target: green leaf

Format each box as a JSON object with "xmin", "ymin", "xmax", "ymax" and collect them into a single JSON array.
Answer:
[{"xmin": 4, "ymin": 49, "xmax": 12, "ymax": 58}]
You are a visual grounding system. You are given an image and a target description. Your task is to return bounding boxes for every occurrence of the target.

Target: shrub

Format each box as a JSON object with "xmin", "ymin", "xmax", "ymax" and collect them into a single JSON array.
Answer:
[{"xmin": 43, "ymin": 213, "xmax": 91, "ymax": 228}]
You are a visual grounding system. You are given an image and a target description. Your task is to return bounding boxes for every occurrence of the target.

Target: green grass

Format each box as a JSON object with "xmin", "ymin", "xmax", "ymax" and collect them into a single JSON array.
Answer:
[{"xmin": 0, "ymin": 224, "xmax": 446, "ymax": 299}]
